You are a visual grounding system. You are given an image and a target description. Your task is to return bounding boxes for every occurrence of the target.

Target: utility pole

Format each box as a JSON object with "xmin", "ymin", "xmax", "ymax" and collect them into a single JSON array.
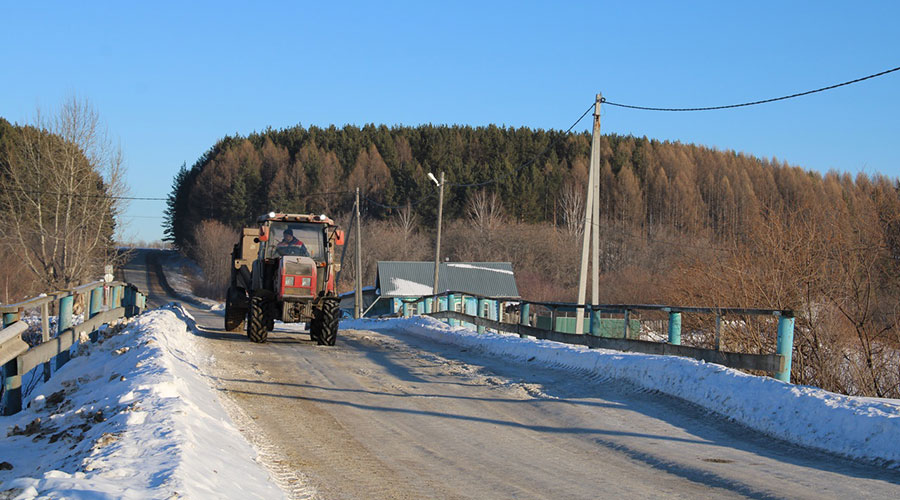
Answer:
[
  {"xmin": 354, "ymin": 187, "xmax": 363, "ymax": 319},
  {"xmin": 575, "ymin": 94, "xmax": 603, "ymax": 334},
  {"xmin": 431, "ymin": 171, "xmax": 445, "ymax": 295}
]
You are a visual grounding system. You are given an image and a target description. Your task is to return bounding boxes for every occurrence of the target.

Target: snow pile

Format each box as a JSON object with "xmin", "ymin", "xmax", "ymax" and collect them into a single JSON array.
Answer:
[
  {"xmin": 0, "ymin": 306, "xmax": 284, "ymax": 499},
  {"xmin": 343, "ymin": 315, "xmax": 900, "ymax": 466}
]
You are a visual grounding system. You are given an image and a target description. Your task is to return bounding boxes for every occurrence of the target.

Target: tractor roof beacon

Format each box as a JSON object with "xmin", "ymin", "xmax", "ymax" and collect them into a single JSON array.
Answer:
[{"xmin": 225, "ymin": 213, "xmax": 345, "ymax": 345}]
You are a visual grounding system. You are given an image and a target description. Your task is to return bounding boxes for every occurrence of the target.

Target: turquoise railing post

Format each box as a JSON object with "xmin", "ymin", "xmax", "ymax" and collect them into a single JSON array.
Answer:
[
  {"xmin": 590, "ymin": 307, "xmax": 601, "ymax": 337},
  {"xmin": 402, "ymin": 299, "xmax": 410, "ymax": 318},
  {"xmin": 89, "ymin": 287, "xmax": 103, "ymax": 342},
  {"xmin": 2, "ymin": 312, "xmax": 22, "ymax": 415},
  {"xmin": 448, "ymin": 294, "xmax": 456, "ymax": 326},
  {"xmin": 89, "ymin": 287, "xmax": 103, "ymax": 318},
  {"xmin": 477, "ymin": 298, "xmax": 486, "ymax": 334},
  {"xmin": 2, "ymin": 312, "xmax": 17, "ymax": 327},
  {"xmin": 775, "ymin": 313, "xmax": 795, "ymax": 382},
  {"xmin": 123, "ymin": 287, "xmax": 136, "ymax": 318},
  {"xmin": 57, "ymin": 294, "xmax": 74, "ymax": 370},
  {"xmin": 116, "ymin": 285, "xmax": 124, "ymax": 308},
  {"xmin": 519, "ymin": 302, "xmax": 530, "ymax": 339},
  {"xmin": 424, "ymin": 298, "xmax": 432, "ymax": 314},
  {"xmin": 668, "ymin": 311, "xmax": 682, "ymax": 345}
]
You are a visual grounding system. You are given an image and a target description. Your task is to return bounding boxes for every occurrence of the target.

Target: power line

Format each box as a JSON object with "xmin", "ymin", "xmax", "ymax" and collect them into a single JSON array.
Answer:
[
  {"xmin": 1, "ymin": 187, "xmax": 167, "ymax": 201},
  {"xmin": 603, "ymin": 64, "xmax": 900, "ymax": 112}
]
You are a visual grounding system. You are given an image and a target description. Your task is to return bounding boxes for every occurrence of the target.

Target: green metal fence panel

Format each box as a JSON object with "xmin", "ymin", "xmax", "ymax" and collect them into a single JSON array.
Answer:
[{"xmin": 535, "ymin": 316, "xmax": 640, "ymax": 339}]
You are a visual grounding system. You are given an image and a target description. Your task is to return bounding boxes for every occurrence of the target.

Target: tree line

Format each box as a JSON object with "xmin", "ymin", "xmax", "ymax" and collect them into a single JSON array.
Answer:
[{"xmin": 167, "ymin": 123, "xmax": 900, "ymax": 398}]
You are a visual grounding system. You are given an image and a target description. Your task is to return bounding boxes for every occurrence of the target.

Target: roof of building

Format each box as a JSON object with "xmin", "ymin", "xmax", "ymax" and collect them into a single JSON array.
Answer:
[{"xmin": 375, "ymin": 261, "xmax": 520, "ymax": 299}]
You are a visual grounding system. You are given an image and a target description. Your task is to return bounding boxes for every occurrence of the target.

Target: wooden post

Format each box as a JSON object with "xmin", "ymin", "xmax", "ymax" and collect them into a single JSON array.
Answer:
[{"xmin": 1, "ymin": 313, "xmax": 22, "ymax": 415}]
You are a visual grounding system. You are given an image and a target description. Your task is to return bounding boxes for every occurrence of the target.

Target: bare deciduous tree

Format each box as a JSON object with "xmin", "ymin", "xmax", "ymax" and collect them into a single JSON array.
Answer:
[
  {"xmin": 558, "ymin": 182, "xmax": 585, "ymax": 237},
  {"xmin": 466, "ymin": 189, "xmax": 504, "ymax": 234},
  {"xmin": 0, "ymin": 97, "xmax": 126, "ymax": 290},
  {"xmin": 188, "ymin": 219, "xmax": 239, "ymax": 299},
  {"xmin": 394, "ymin": 201, "xmax": 418, "ymax": 239}
]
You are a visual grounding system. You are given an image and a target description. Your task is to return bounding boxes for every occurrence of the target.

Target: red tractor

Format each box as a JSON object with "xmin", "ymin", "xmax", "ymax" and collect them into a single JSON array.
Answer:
[{"xmin": 225, "ymin": 212, "xmax": 345, "ymax": 345}]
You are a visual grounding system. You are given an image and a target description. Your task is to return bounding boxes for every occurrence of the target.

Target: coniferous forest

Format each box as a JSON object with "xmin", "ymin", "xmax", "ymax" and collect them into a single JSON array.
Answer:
[{"xmin": 165, "ymin": 123, "xmax": 900, "ymax": 398}]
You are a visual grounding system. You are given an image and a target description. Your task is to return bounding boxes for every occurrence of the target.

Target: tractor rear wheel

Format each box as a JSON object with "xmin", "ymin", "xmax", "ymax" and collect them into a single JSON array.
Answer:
[
  {"xmin": 247, "ymin": 295, "xmax": 268, "ymax": 343},
  {"xmin": 317, "ymin": 299, "xmax": 339, "ymax": 346},
  {"xmin": 225, "ymin": 287, "xmax": 246, "ymax": 332}
]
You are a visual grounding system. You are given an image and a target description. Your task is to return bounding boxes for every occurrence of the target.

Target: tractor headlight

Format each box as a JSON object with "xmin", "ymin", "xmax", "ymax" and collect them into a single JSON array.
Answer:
[
  {"xmin": 301, "ymin": 277, "xmax": 311, "ymax": 287},
  {"xmin": 285, "ymin": 276, "xmax": 295, "ymax": 287}
]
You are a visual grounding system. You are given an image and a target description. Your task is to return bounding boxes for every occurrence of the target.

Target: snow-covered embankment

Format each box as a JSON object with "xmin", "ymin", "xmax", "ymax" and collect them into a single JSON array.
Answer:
[{"xmin": 0, "ymin": 306, "xmax": 284, "ymax": 499}]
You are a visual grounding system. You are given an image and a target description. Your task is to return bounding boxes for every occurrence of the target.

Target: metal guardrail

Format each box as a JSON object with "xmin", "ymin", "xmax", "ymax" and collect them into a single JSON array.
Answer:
[
  {"xmin": 428, "ymin": 310, "xmax": 784, "ymax": 374},
  {"xmin": 396, "ymin": 291, "xmax": 796, "ymax": 382},
  {"xmin": 0, "ymin": 280, "xmax": 147, "ymax": 415}
]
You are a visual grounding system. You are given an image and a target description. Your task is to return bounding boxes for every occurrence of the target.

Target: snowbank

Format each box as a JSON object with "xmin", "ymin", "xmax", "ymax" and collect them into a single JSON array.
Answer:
[
  {"xmin": 0, "ymin": 306, "xmax": 284, "ymax": 499},
  {"xmin": 343, "ymin": 316, "xmax": 900, "ymax": 467}
]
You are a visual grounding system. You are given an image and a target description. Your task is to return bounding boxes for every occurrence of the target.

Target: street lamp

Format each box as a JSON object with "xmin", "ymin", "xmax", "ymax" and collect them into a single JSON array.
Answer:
[{"xmin": 430, "ymin": 171, "xmax": 444, "ymax": 295}]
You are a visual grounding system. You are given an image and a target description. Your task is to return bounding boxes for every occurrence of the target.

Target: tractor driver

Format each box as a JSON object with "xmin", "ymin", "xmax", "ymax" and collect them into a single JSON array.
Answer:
[{"xmin": 277, "ymin": 228, "xmax": 310, "ymax": 256}]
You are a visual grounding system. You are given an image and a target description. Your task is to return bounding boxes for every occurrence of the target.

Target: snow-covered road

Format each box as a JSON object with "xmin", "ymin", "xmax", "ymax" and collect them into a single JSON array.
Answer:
[{"xmin": 3, "ymin": 249, "xmax": 899, "ymax": 499}]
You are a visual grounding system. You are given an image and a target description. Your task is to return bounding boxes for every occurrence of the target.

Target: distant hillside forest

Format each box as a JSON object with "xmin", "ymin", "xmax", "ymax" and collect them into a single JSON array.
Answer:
[
  {"xmin": 165, "ymin": 123, "xmax": 897, "ymax": 245},
  {"xmin": 166, "ymin": 123, "xmax": 900, "ymax": 398}
]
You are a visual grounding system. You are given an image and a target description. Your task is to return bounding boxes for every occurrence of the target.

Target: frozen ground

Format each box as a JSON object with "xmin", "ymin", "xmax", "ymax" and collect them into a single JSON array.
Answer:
[
  {"xmin": 343, "ymin": 316, "xmax": 900, "ymax": 466},
  {"xmin": 0, "ymin": 306, "xmax": 284, "ymax": 500}
]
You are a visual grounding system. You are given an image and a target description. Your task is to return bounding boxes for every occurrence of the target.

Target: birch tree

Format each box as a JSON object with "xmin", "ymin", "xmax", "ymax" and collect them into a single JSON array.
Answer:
[{"xmin": 0, "ymin": 97, "xmax": 126, "ymax": 290}]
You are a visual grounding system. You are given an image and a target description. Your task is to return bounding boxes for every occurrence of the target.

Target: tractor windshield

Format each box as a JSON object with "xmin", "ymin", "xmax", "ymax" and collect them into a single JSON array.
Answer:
[{"xmin": 265, "ymin": 222, "xmax": 326, "ymax": 261}]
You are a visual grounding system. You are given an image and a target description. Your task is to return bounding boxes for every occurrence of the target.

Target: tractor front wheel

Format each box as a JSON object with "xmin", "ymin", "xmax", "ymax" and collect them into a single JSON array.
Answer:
[{"xmin": 247, "ymin": 295, "xmax": 268, "ymax": 343}]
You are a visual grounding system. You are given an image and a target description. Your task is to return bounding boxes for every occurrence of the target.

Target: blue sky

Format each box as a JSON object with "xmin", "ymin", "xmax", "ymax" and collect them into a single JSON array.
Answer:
[{"xmin": 1, "ymin": 1, "xmax": 898, "ymax": 242}]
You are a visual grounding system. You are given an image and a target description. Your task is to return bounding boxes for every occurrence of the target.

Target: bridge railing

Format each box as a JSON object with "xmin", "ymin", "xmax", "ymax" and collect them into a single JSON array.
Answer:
[
  {"xmin": 395, "ymin": 291, "xmax": 795, "ymax": 383},
  {"xmin": 0, "ymin": 280, "xmax": 147, "ymax": 415}
]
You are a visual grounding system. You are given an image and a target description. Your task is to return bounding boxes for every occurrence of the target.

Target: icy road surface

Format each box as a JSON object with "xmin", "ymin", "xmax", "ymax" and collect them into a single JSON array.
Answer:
[{"xmin": 129, "ymin": 249, "xmax": 899, "ymax": 499}]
